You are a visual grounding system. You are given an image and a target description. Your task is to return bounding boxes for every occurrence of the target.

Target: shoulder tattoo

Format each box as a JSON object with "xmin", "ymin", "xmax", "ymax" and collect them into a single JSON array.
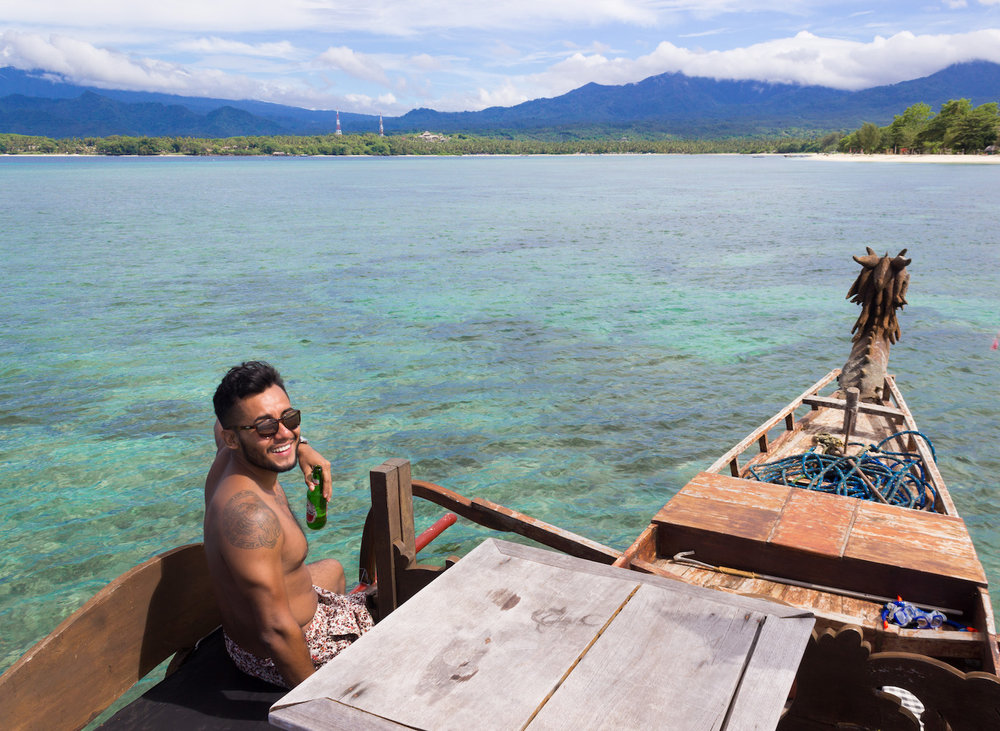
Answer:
[{"xmin": 221, "ymin": 491, "xmax": 281, "ymax": 549}]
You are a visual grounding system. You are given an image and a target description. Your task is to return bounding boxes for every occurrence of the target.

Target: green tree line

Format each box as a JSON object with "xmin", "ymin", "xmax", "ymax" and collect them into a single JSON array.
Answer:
[
  {"xmin": 0, "ymin": 131, "xmax": 841, "ymax": 157},
  {"xmin": 840, "ymin": 99, "xmax": 1000, "ymax": 154}
]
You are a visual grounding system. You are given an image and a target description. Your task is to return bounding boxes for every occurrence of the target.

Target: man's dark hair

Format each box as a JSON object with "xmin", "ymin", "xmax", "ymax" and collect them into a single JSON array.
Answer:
[{"xmin": 213, "ymin": 361, "xmax": 286, "ymax": 428}]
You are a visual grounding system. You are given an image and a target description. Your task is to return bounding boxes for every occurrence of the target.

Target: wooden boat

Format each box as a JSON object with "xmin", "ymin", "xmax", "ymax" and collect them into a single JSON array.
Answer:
[
  {"xmin": 608, "ymin": 250, "xmax": 1000, "ymax": 728},
  {"xmin": 612, "ymin": 366, "xmax": 999, "ymax": 671},
  {"xmin": 4, "ymin": 250, "xmax": 1000, "ymax": 730},
  {"xmin": 614, "ymin": 252, "xmax": 998, "ymax": 662}
]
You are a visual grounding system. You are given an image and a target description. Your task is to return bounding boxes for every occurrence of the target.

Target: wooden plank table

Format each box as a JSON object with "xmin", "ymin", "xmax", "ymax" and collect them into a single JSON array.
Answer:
[{"xmin": 270, "ymin": 539, "xmax": 814, "ymax": 731}]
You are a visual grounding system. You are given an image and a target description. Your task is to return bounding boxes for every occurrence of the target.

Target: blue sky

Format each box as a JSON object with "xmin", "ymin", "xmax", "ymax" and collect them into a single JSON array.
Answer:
[{"xmin": 2, "ymin": 1, "xmax": 999, "ymax": 115}]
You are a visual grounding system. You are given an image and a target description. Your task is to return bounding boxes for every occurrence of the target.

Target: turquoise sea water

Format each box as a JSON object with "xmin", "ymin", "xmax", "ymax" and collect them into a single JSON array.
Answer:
[{"xmin": 2, "ymin": 154, "xmax": 999, "ymax": 681}]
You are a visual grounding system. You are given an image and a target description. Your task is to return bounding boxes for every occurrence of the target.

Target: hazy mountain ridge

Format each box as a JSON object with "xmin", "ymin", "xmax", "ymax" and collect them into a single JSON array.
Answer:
[{"xmin": 2, "ymin": 62, "xmax": 999, "ymax": 139}]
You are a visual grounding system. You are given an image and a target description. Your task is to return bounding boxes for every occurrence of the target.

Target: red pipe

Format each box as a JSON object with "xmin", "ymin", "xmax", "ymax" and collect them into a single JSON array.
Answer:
[
  {"xmin": 415, "ymin": 512, "xmax": 458, "ymax": 552},
  {"xmin": 350, "ymin": 512, "xmax": 458, "ymax": 594}
]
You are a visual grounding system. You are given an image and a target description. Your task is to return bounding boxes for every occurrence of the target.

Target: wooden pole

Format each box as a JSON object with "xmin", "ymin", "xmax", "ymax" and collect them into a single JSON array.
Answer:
[{"xmin": 843, "ymin": 386, "xmax": 859, "ymax": 448}]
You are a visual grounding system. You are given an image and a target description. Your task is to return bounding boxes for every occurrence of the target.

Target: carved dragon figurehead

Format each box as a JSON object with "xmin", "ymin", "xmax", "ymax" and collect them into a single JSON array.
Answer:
[{"xmin": 839, "ymin": 248, "xmax": 911, "ymax": 402}]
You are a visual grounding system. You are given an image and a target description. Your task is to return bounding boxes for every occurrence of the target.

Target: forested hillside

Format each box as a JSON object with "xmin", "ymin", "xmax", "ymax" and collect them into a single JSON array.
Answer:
[{"xmin": 2, "ymin": 62, "xmax": 999, "ymax": 139}]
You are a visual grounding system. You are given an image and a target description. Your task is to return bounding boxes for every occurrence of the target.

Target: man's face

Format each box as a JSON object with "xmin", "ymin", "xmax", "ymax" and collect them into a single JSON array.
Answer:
[{"xmin": 228, "ymin": 384, "xmax": 300, "ymax": 474}]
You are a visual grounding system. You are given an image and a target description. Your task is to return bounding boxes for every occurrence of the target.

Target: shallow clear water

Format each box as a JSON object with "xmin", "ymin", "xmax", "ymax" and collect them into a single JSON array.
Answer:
[{"xmin": 1, "ymin": 154, "xmax": 999, "ymax": 676}]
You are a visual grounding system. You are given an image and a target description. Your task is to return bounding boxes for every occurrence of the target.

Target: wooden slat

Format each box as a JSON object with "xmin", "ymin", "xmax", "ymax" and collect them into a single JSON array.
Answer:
[
  {"xmin": 613, "ymin": 523, "xmax": 656, "ymax": 568},
  {"xmin": 653, "ymin": 472, "xmax": 788, "ymax": 545},
  {"xmin": 974, "ymin": 586, "xmax": 1000, "ymax": 673},
  {"xmin": 527, "ymin": 583, "xmax": 811, "ymax": 730},
  {"xmin": 672, "ymin": 471, "xmax": 791, "ymax": 512},
  {"xmin": 653, "ymin": 468, "xmax": 988, "ymax": 619},
  {"xmin": 270, "ymin": 698, "xmax": 408, "ymax": 730},
  {"xmin": 368, "ymin": 463, "xmax": 401, "ymax": 616},
  {"xmin": 272, "ymin": 540, "xmax": 814, "ymax": 731},
  {"xmin": 274, "ymin": 540, "xmax": 639, "ymax": 730},
  {"xmin": 411, "ymin": 479, "xmax": 621, "ymax": 565},
  {"xmin": 637, "ymin": 558, "xmax": 988, "ymax": 660},
  {"xmin": 705, "ymin": 369, "xmax": 840, "ymax": 475},
  {"xmin": 801, "ymin": 394, "xmax": 905, "ymax": 419},
  {"xmin": 723, "ymin": 613, "xmax": 815, "ymax": 731}
]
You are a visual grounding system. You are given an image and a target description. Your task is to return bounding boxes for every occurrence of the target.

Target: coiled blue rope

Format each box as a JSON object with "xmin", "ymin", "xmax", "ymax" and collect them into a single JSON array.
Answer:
[{"xmin": 748, "ymin": 430, "xmax": 939, "ymax": 510}]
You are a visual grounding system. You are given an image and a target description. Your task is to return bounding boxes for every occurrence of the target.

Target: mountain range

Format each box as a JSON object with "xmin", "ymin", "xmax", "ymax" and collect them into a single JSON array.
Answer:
[{"xmin": 2, "ymin": 62, "xmax": 999, "ymax": 139}]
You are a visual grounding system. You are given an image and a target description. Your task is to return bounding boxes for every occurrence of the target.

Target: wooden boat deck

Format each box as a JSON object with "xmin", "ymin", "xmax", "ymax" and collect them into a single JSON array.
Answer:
[
  {"xmin": 618, "ymin": 370, "xmax": 998, "ymax": 669},
  {"xmin": 654, "ymin": 471, "xmax": 985, "ymax": 607}
]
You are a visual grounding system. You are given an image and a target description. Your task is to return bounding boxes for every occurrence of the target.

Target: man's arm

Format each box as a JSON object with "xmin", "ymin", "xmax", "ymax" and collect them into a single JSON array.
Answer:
[
  {"xmin": 218, "ymin": 489, "xmax": 316, "ymax": 685},
  {"xmin": 297, "ymin": 442, "xmax": 332, "ymax": 502}
]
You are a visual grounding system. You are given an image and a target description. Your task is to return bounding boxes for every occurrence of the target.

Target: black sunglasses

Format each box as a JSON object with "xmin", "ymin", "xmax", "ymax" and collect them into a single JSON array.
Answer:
[{"xmin": 236, "ymin": 408, "xmax": 301, "ymax": 438}]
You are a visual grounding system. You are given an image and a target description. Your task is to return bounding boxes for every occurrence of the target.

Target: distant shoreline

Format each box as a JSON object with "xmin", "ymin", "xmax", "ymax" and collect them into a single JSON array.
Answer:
[
  {"xmin": 799, "ymin": 152, "xmax": 1000, "ymax": 165},
  {"xmin": 3, "ymin": 151, "xmax": 1000, "ymax": 163}
]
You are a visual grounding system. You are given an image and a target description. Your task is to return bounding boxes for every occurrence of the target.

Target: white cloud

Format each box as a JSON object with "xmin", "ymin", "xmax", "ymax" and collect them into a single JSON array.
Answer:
[
  {"xmin": 0, "ymin": 30, "xmax": 371, "ymax": 110},
  {"xmin": 5, "ymin": 17, "xmax": 1000, "ymax": 115},
  {"xmin": 1, "ymin": 30, "xmax": 202, "ymax": 92},
  {"xmin": 518, "ymin": 28, "xmax": 1000, "ymax": 102},
  {"xmin": 410, "ymin": 53, "xmax": 448, "ymax": 72},
  {"xmin": 314, "ymin": 46, "xmax": 391, "ymax": 86},
  {"xmin": 476, "ymin": 80, "xmax": 532, "ymax": 108},
  {"xmin": 173, "ymin": 37, "xmax": 301, "ymax": 60},
  {"xmin": 0, "ymin": 0, "xmax": 664, "ymax": 36}
]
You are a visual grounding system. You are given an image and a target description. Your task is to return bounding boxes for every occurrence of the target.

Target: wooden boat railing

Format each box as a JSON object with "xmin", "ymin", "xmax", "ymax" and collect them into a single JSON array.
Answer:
[
  {"xmin": 360, "ymin": 457, "xmax": 621, "ymax": 621},
  {"xmin": 703, "ymin": 370, "xmax": 955, "ymax": 515},
  {"xmin": 0, "ymin": 544, "xmax": 222, "ymax": 731},
  {"xmin": 706, "ymin": 369, "xmax": 842, "ymax": 478}
]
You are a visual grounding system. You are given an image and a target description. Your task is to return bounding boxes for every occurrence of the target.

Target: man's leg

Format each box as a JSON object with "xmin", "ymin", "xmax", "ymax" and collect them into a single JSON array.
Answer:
[{"xmin": 307, "ymin": 558, "xmax": 346, "ymax": 594}]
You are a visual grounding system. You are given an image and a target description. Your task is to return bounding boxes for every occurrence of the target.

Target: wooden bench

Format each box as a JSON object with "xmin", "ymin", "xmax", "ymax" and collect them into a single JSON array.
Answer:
[{"xmin": 0, "ymin": 543, "xmax": 281, "ymax": 731}]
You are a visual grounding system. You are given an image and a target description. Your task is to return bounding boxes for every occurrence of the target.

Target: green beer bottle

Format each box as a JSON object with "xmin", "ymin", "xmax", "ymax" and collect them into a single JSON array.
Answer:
[{"xmin": 306, "ymin": 465, "xmax": 327, "ymax": 530}]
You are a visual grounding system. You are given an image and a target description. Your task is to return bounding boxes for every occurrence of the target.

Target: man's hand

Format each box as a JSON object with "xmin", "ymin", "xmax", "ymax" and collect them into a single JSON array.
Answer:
[{"xmin": 298, "ymin": 441, "xmax": 332, "ymax": 501}]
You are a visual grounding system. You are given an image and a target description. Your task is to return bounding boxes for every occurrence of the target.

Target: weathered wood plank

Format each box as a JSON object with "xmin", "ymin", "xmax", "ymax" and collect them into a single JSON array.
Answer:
[
  {"xmin": 368, "ymin": 463, "xmax": 401, "ymax": 616},
  {"xmin": 768, "ymin": 488, "xmax": 857, "ymax": 558},
  {"xmin": 269, "ymin": 698, "xmax": 407, "ymax": 731},
  {"xmin": 847, "ymin": 503, "xmax": 986, "ymax": 585},
  {"xmin": 527, "ymin": 583, "xmax": 812, "ymax": 730},
  {"xmin": 273, "ymin": 540, "xmax": 638, "ymax": 730},
  {"xmin": 410, "ymin": 478, "xmax": 621, "ymax": 564},
  {"xmin": 272, "ymin": 540, "xmax": 814, "ymax": 731},
  {"xmin": 724, "ymin": 613, "xmax": 816, "ymax": 731},
  {"xmin": 490, "ymin": 541, "xmax": 811, "ymax": 619},
  {"xmin": 655, "ymin": 491, "xmax": 777, "ymax": 545},
  {"xmin": 613, "ymin": 523, "xmax": 656, "ymax": 568},
  {"xmin": 974, "ymin": 586, "xmax": 1000, "ymax": 673},
  {"xmin": 801, "ymin": 394, "xmax": 905, "ymax": 419},
  {"xmin": 882, "ymin": 375, "xmax": 957, "ymax": 516},
  {"xmin": 653, "ymin": 474, "xmax": 788, "ymax": 545},
  {"xmin": 668, "ymin": 472, "xmax": 791, "ymax": 513},
  {"xmin": 639, "ymin": 554, "xmax": 987, "ymax": 659}
]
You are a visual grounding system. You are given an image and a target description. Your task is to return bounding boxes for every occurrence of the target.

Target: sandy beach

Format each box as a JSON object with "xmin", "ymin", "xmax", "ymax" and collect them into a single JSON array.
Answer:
[{"xmin": 805, "ymin": 152, "xmax": 1000, "ymax": 164}]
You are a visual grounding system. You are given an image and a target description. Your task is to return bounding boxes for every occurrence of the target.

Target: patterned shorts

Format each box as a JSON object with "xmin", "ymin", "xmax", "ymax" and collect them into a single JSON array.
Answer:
[{"xmin": 224, "ymin": 585, "xmax": 373, "ymax": 688}]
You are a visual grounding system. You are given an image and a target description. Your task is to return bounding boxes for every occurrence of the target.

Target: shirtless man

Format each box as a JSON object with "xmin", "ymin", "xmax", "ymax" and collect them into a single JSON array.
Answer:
[{"xmin": 204, "ymin": 361, "xmax": 371, "ymax": 688}]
